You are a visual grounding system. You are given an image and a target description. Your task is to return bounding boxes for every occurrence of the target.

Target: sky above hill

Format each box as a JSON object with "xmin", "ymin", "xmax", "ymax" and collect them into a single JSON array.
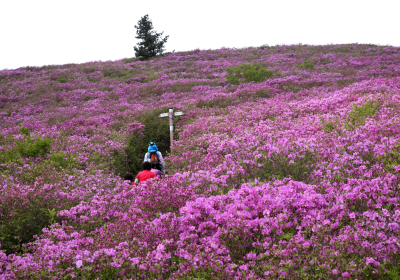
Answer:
[{"xmin": 1, "ymin": 0, "xmax": 399, "ymax": 70}]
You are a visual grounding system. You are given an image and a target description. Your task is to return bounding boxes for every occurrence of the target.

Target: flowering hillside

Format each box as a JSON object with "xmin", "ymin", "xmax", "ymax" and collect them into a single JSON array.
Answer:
[{"xmin": 1, "ymin": 44, "xmax": 400, "ymax": 279}]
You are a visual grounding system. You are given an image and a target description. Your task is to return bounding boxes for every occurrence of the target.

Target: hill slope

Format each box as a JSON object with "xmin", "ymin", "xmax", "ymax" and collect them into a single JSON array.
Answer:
[{"xmin": 1, "ymin": 44, "xmax": 400, "ymax": 278}]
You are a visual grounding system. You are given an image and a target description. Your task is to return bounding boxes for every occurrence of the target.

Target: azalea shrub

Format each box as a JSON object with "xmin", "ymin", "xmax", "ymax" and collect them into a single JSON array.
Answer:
[{"xmin": 1, "ymin": 44, "xmax": 400, "ymax": 279}]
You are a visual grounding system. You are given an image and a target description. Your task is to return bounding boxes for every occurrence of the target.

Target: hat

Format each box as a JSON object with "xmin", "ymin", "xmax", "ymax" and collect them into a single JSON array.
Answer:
[{"xmin": 148, "ymin": 142, "xmax": 158, "ymax": 152}]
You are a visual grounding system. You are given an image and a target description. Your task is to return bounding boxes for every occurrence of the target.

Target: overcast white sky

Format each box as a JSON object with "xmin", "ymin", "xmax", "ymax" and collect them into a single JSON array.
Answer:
[{"xmin": 1, "ymin": 0, "xmax": 399, "ymax": 70}]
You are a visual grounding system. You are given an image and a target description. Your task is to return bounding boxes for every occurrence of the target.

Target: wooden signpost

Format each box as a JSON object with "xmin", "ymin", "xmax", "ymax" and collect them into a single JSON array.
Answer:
[{"xmin": 159, "ymin": 108, "xmax": 184, "ymax": 146}]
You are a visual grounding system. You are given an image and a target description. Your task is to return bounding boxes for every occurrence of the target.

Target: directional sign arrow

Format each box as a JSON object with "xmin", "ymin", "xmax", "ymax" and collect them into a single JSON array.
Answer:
[{"xmin": 159, "ymin": 112, "xmax": 184, "ymax": 118}]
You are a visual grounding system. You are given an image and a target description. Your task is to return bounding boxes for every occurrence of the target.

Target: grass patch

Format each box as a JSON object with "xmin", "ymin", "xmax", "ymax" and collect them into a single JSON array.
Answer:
[
  {"xmin": 348, "ymin": 100, "xmax": 381, "ymax": 128},
  {"xmin": 225, "ymin": 63, "xmax": 274, "ymax": 85},
  {"xmin": 196, "ymin": 97, "xmax": 237, "ymax": 108},
  {"xmin": 296, "ymin": 60, "xmax": 316, "ymax": 71}
]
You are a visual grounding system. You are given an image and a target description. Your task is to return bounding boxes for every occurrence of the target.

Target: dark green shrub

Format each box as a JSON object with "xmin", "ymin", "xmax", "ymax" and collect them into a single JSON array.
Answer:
[
  {"xmin": 56, "ymin": 77, "xmax": 68, "ymax": 83},
  {"xmin": 113, "ymin": 108, "xmax": 179, "ymax": 177},
  {"xmin": 0, "ymin": 202, "xmax": 59, "ymax": 254},
  {"xmin": 296, "ymin": 60, "xmax": 315, "ymax": 70},
  {"xmin": 260, "ymin": 44, "xmax": 270, "ymax": 49},
  {"xmin": 225, "ymin": 63, "xmax": 274, "ymax": 85},
  {"xmin": 225, "ymin": 75, "xmax": 240, "ymax": 85}
]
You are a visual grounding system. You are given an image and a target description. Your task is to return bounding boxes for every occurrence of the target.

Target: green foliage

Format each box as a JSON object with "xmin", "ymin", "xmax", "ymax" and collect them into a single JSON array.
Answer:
[
  {"xmin": 251, "ymin": 149, "xmax": 317, "ymax": 183},
  {"xmin": 46, "ymin": 153, "xmax": 82, "ymax": 171},
  {"xmin": 255, "ymin": 89, "xmax": 272, "ymax": 98},
  {"xmin": 359, "ymin": 258, "xmax": 400, "ymax": 279},
  {"xmin": 113, "ymin": 108, "xmax": 179, "ymax": 177},
  {"xmin": 196, "ymin": 97, "xmax": 237, "ymax": 108},
  {"xmin": 322, "ymin": 122, "xmax": 335, "ymax": 133},
  {"xmin": 82, "ymin": 67, "xmax": 97, "ymax": 74},
  {"xmin": 383, "ymin": 260, "xmax": 400, "ymax": 279},
  {"xmin": 380, "ymin": 145, "xmax": 400, "ymax": 173},
  {"xmin": 260, "ymin": 44, "xmax": 270, "ymax": 49},
  {"xmin": 55, "ymin": 77, "xmax": 68, "ymax": 83},
  {"xmin": 0, "ymin": 199, "xmax": 61, "ymax": 254},
  {"xmin": 220, "ymin": 227, "xmax": 262, "ymax": 263},
  {"xmin": 0, "ymin": 126, "xmax": 53, "ymax": 164},
  {"xmin": 296, "ymin": 60, "xmax": 316, "ymax": 70},
  {"xmin": 1, "ymin": 149, "xmax": 21, "ymax": 164},
  {"xmin": 348, "ymin": 100, "xmax": 381, "ymax": 128},
  {"xmin": 19, "ymin": 126, "xmax": 30, "ymax": 136},
  {"xmin": 225, "ymin": 75, "xmax": 240, "ymax": 85},
  {"xmin": 319, "ymin": 117, "xmax": 337, "ymax": 133},
  {"xmin": 225, "ymin": 63, "xmax": 274, "ymax": 85},
  {"xmin": 134, "ymin": 14, "xmax": 169, "ymax": 60},
  {"xmin": 15, "ymin": 128, "xmax": 53, "ymax": 159}
]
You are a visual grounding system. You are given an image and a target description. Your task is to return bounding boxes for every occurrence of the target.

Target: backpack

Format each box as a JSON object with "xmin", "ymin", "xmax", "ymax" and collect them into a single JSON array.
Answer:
[{"xmin": 148, "ymin": 152, "xmax": 161, "ymax": 169}]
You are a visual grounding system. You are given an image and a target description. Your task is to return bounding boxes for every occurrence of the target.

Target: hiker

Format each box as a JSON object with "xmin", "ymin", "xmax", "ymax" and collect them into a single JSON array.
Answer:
[
  {"xmin": 124, "ymin": 172, "xmax": 135, "ymax": 185},
  {"xmin": 150, "ymin": 162, "xmax": 164, "ymax": 177},
  {"xmin": 143, "ymin": 142, "xmax": 165, "ymax": 173},
  {"xmin": 134, "ymin": 162, "xmax": 156, "ymax": 185}
]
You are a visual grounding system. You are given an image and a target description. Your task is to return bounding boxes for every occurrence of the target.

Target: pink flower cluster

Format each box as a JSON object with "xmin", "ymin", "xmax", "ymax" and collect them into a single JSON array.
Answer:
[{"xmin": 1, "ymin": 44, "xmax": 400, "ymax": 278}]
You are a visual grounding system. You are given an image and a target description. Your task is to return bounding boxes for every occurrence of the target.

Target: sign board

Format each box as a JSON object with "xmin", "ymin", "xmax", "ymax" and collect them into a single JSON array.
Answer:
[
  {"xmin": 159, "ymin": 109, "xmax": 184, "ymax": 146},
  {"xmin": 159, "ymin": 112, "xmax": 184, "ymax": 118}
]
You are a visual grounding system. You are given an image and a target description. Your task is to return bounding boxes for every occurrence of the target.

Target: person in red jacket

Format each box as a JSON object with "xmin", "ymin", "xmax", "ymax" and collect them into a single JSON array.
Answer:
[{"xmin": 134, "ymin": 162, "xmax": 156, "ymax": 184}]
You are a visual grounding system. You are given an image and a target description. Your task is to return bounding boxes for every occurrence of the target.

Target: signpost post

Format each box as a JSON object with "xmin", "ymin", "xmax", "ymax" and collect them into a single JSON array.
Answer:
[{"xmin": 159, "ymin": 108, "xmax": 184, "ymax": 146}]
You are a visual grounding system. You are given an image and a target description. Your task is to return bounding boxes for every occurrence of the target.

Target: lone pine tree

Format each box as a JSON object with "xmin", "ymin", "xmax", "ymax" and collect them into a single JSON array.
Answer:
[{"xmin": 134, "ymin": 15, "xmax": 169, "ymax": 60}]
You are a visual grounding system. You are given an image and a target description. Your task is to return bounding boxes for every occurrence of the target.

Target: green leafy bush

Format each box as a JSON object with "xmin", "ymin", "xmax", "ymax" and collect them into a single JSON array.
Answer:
[
  {"xmin": 225, "ymin": 63, "xmax": 274, "ymax": 85},
  {"xmin": 296, "ymin": 60, "xmax": 316, "ymax": 70},
  {"xmin": 0, "ymin": 126, "xmax": 53, "ymax": 164},
  {"xmin": 348, "ymin": 100, "xmax": 381, "ymax": 128},
  {"xmin": 319, "ymin": 117, "xmax": 337, "ymax": 133},
  {"xmin": 0, "ymin": 200, "xmax": 58, "ymax": 254},
  {"xmin": 55, "ymin": 77, "xmax": 68, "ymax": 83},
  {"xmin": 250, "ymin": 148, "xmax": 317, "ymax": 183},
  {"xmin": 380, "ymin": 145, "xmax": 400, "ymax": 173},
  {"xmin": 322, "ymin": 121, "xmax": 336, "ymax": 133},
  {"xmin": 46, "ymin": 153, "xmax": 82, "ymax": 172}
]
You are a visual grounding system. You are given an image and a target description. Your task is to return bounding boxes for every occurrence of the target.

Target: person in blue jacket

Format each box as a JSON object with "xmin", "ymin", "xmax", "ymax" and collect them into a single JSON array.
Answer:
[{"xmin": 143, "ymin": 142, "xmax": 165, "ymax": 173}]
